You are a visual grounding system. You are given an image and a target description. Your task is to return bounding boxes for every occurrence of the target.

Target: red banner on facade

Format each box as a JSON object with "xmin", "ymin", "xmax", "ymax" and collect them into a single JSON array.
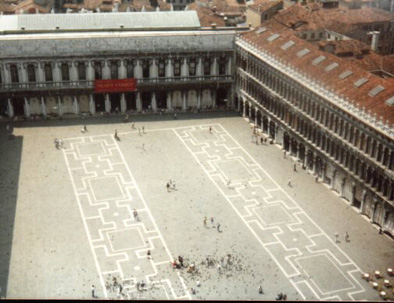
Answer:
[{"xmin": 94, "ymin": 78, "xmax": 137, "ymax": 93}]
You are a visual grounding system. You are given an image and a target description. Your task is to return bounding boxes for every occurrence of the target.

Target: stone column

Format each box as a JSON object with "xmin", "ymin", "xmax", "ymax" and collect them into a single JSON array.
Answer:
[
  {"xmin": 210, "ymin": 56, "xmax": 217, "ymax": 76},
  {"xmin": 150, "ymin": 59, "xmax": 158, "ymax": 79},
  {"xmin": 89, "ymin": 94, "xmax": 96, "ymax": 115},
  {"xmin": 226, "ymin": 56, "xmax": 232, "ymax": 75},
  {"xmin": 166, "ymin": 91, "xmax": 172, "ymax": 110},
  {"xmin": 7, "ymin": 98, "xmax": 14, "ymax": 118},
  {"xmin": 134, "ymin": 60, "xmax": 143, "ymax": 79},
  {"xmin": 3, "ymin": 64, "xmax": 10, "ymax": 84},
  {"xmin": 37, "ymin": 62, "xmax": 45, "ymax": 86},
  {"xmin": 70, "ymin": 62, "xmax": 78, "ymax": 82},
  {"xmin": 211, "ymin": 89, "xmax": 217, "ymax": 108},
  {"xmin": 182, "ymin": 91, "xmax": 187, "ymax": 110},
  {"xmin": 87, "ymin": 61, "xmax": 95, "ymax": 81},
  {"xmin": 166, "ymin": 58, "xmax": 173, "ymax": 78},
  {"xmin": 304, "ymin": 148, "xmax": 309, "ymax": 170},
  {"xmin": 24, "ymin": 97, "xmax": 30, "ymax": 117},
  {"xmin": 136, "ymin": 92, "xmax": 142, "ymax": 111},
  {"xmin": 41, "ymin": 96, "xmax": 47, "ymax": 116},
  {"xmin": 151, "ymin": 92, "xmax": 157, "ymax": 111},
  {"xmin": 73, "ymin": 95, "xmax": 79, "ymax": 115},
  {"xmin": 242, "ymin": 100, "xmax": 246, "ymax": 117},
  {"xmin": 119, "ymin": 59, "xmax": 127, "ymax": 79},
  {"xmin": 58, "ymin": 96, "xmax": 63, "ymax": 116},
  {"xmin": 181, "ymin": 58, "xmax": 189, "ymax": 77},
  {"xmin": 255, "ymin": 107, "xmax": 258, "ymax": 126},
  {"xmin": 120, "ymin": 93, "xmax": 126, "ymax": 113},
  {"xmin": 105, "ymin": 94, "xmax": 111, "ymax": 112},
  {"xmin": 102, "ymin": 61, "xmax": 111, "ymax": 80},
  {"xmin": 197, "ymin": 90, "xmax": 201, "ymax": 109},
  {"xmin": 19, "ymin": 63, "xmax": 28, "ymax": 85},
  {"xmin": 52, "ymin": 62, "xmax": 61, "ymax": 82},
  {"xmin": 196, "ymin": 57, "xmax": 203, "ymax": 77},
  {"xmin": 359, "ymin": 190, "xmax": 367, "ymax": 214}
]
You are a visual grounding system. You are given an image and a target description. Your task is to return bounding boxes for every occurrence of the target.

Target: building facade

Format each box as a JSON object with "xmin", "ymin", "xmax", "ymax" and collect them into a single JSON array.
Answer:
[
  {"xmin": 0, "ymin": 12, "xmax": 236, "ymax": 117},
  {"xmin": 235, "ymin": 28, "xmax": 394, "ymax": 237}
]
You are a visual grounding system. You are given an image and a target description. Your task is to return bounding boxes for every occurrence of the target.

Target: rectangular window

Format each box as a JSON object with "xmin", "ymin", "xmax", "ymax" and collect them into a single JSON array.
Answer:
[
  {"xmin": 27, "ymin": 64, "xmax": 36, "ymax": 82},
  {"xmin": 158, "ymin": 60, "xmax": 165, "ymax": 77},
  {"xmin": 10, "ymin": 64, "xmax": 19, "ymax": 83},
  {"xmin": 126, "ymin": 61, "xmax": 134, "ymax": 78},
  {"xmin": 204, "ymin": 58, "xmax": 210, "ymax": 76},
  {"xmin": 189, "ymin": 59, "xmax": 196, "ymax": 76},
  {"xmin": 142, "ymin": 60, "xmax": 149, "ymax": 78},
  {"xmin": 94, "ymin": 62, "xmax": 102, "ymax": 80},
  {"xmin": 78, "ymin": 62, "xmax": 86, "ymax": 80},
  {"xmin": 45, "ymin": 63, "xmax": 53, "ymax": 82},
  {"xmin": 61, "ymin": 63, "xmax": 70, "ymax": 81},
  {"xmin": 111, "ymin": 61, "xmax": 118, "ymax": 79},
  {"xmin": 174, "ymin": 59, "xmax": 181, "ymax": 77}
]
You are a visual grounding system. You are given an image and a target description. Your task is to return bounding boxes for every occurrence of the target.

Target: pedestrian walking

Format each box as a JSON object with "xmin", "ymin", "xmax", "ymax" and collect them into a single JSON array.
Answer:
[
  {"xmin": 227, "ymin": 180, "xmax": 231, "ymax": 188},
  {"xmin": 196, "ymin": 280, "xmax": 201, "ymax": 287},
  {"xmin": 211, "ymin": 217, "xmax": 214, "ymax": 227},
  {"xmin": 203, "ymin": 216, "xmax": 207, "ymax": 227},
  {"xmin": 191, "ymin": 287, "xmax": 196, "ymax": 294},
  {"xmin": 124, "ymin": 114, "xmax": 129, "ymax": 123},
  {"xmin": 114, "ymin": 129, "xmax": 119, "ymax": 140},
  {"xmin": 345, "ymin": 232, "xmax": 350, "ymax": 242},
  {"xmin": 147, "ymin": 249, "xmax": 151, "ymax": 259},
  {"xmin": 287, "ymin": 178, "xmax": 292, "ymax": 187},
  {"xmin": 133, "ymin": 208, "xmax": 138, "ymax": 220},
  {"xmin": 91, "ymin": 285, "xmax": 95, "ymax": 298},
  {"xmin": 283, "ymin": 150, "xmax": 286, "ymax": 158},
  {"xmin": 178, "ymin": 255, "xmax": 184, "ymax": 267},
  {"xmin": 166, "ymin": 182, "xmax": 170, "ymax": 192},
  {"xmin": 315, "ymin": 175, "xmax": 319, "ymax": 183},
  {"xmin": 217, "ymin": 223, "xmax": 221, "ymax": 232},
  {"xmin": 335, "ymin": 232, "xmax": 339, "ymax": 243},
  {"xmin": 258, "ymin": 285, "xmax": 264, "ymax": 294},
  {"xmin": 283, "ymin": 294, "xmax": 287, "ymax": 300},
  {"xmin": 293, "ymin": 163, "xmax": 297, "ymax": 172},
  {"xmin": 172, "ymin": 181, "xmax": 176, "ymax": 190},
  {"xmin": 132, "ymin": 122, "xmax": 135, "ymax": 129},
  {"xmin": 209, "ymin": 126, "xmax": 212, "ymax": 133},
  {"xmin": 118, "ymin": 284, "xmax": 123, "ymax": 295},
  {"xmin": 260, "ymin": 137, "xmax": 264, "ymax": 144},
  {"xmin": 142, "ymin": 126, "xmax": 145, "ymax": 134}
]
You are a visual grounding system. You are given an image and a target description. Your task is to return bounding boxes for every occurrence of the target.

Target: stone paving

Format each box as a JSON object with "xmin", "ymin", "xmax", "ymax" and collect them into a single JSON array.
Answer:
[{"xmin": 0, "ymin": 112, "xmax": 393, "ymax": 300}]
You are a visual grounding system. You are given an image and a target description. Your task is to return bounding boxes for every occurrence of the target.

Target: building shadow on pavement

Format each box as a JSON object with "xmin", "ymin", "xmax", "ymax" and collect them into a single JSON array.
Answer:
[{"xmin": 0, "ymin": 126, "xmax": 22, "ymax": 298}]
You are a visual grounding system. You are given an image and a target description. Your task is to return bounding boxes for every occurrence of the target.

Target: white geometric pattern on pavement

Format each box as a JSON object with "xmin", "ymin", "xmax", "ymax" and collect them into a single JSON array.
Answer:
[
  {"xmin": 62, "ymin": 134, "xmax": 191, "ymax": 300},
  {"xmin": 173, "ymin": 123, "xmax": 367, "ymax": 301}
]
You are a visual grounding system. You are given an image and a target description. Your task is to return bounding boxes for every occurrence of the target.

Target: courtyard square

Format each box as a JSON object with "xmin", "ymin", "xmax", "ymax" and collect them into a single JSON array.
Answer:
[{"xmin": 0, "ymin": 112, "xmax": 393, "ymax": 300}]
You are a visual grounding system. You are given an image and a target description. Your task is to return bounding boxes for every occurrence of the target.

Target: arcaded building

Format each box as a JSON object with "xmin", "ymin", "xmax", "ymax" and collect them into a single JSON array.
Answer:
[
  {"xmin": 0, "ymin": 11, "xmax": 393, "ymax": 237},
  {"xmin": 0, "ymin": 11, "xmax": 235, "ymax": 117},
  {"xmin": 235, "ymin": 26, "xmax": 394, "ymax": 237}
]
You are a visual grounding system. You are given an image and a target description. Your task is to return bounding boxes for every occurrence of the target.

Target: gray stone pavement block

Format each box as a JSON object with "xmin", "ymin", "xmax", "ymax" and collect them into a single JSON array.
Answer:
[{"xmin": 0, "ymin": 112, "xmax": 392, "ymax": 300}]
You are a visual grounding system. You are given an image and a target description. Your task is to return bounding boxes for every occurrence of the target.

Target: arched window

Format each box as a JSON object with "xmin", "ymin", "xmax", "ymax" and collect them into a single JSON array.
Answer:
[{"xmin": 10, "ymin": 64, "xmax": 19, "ymax": 83}]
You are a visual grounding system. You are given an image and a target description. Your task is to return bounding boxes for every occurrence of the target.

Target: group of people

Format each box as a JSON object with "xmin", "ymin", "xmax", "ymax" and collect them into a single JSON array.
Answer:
[
  {"xmin": 203, "ymin": 216, "xmax": 221, "ymax": 232},
  {"xmin": 171, "ymin": 255, "xmax": 185, "ymax": 269},
  {"xmin": 166, "ymin": 179, "xmax": 176, "ymax": 192}
]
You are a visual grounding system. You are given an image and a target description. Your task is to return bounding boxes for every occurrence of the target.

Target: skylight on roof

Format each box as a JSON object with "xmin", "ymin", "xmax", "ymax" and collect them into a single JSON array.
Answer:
[
  {"xmin": 281, "ymin": 40, "xmax": 295, "ymax": 50},
  {"xmin": 256, "ymin": 27, "xmax": 267, "ymax": 34},
  {"xmin": 267, "ymin": 34, "xmax": 280, "ymax": 42},
  {"xmin": 354, "ymin": 78, "xmax": 368, "ymax": 87},
  {"xmin": 369, "ymin": 85, "xmax": 385, "ymax": 97},
  {"xmin": 386, "ymin": 96, "xmax": 394, "ymax": 106},
  {"xmin": 325, "ymin": 62, "xmax": 339, "ymax": 72},
  {"xmin": 312, "ymin": 55, "xmax": 326, "ymax": 66},
  {"xmin": 297, "ymin": 49, "xmax": 310, "ymax": 58},
  {"xmin": 339, "ymin": 70, "xmax": 353, "ymax": 79}
]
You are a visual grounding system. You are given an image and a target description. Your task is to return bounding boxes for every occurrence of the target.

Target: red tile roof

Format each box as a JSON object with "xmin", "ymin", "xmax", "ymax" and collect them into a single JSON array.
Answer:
[{"xmin": 239, "ymin": 26, "xmax": 394, "ymax": 127}]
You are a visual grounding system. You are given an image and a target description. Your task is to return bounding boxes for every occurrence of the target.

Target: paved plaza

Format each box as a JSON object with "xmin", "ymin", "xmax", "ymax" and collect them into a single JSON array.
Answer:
[{"xmin": 0, "ymin": 112, "xmax": 393, "ymax": 300}]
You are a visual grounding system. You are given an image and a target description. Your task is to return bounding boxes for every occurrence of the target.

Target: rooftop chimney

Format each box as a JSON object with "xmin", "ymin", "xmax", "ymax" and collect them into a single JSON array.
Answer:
[{"xmin": 368, "ymin": 31, "xmax": 380, "ymax": 52}]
